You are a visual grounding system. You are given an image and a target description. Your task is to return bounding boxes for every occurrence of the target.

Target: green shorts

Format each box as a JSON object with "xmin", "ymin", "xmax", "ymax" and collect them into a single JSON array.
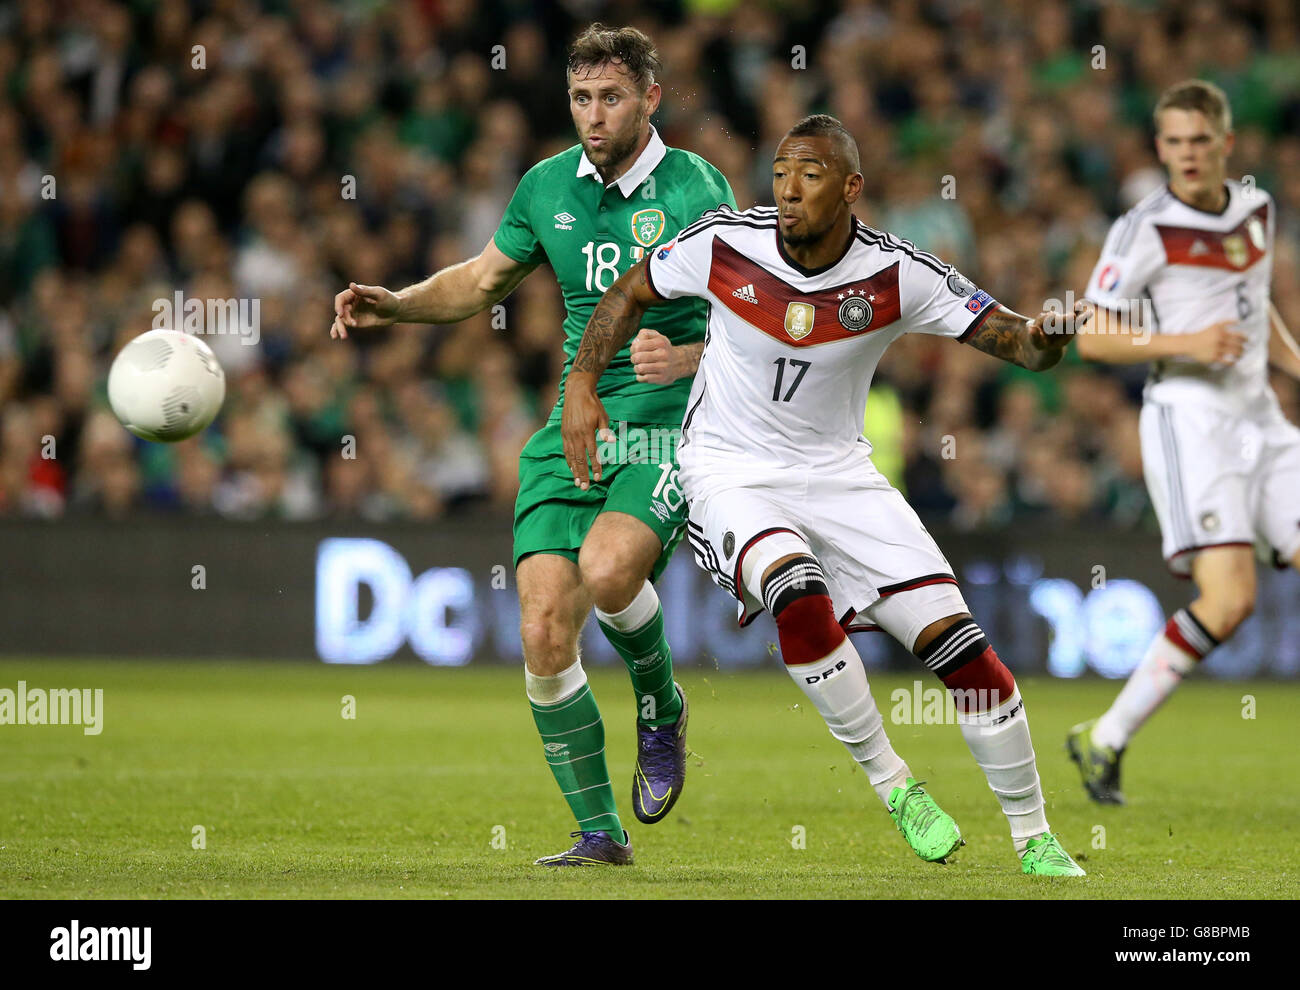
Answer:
[{"xmin": 513, "ymin": 422, "xmax": 688, "ymax": 581}]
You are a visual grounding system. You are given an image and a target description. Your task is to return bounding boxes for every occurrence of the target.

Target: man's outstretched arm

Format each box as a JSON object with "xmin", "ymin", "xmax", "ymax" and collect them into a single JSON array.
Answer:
[
  {"xmin": 562, "ymin": 259, "xmax": 661, "ymax": 488},
  {"xmin": 967, "ymin": 301, "xmax": 1093, "ymax": 371},
  {"xmin": 1074, "ymin": 305, "xmax": 1247, "ymax": 367},
  {"xmin": 331, "ymin": 240, "xmax": 536, "ymax": 338}
]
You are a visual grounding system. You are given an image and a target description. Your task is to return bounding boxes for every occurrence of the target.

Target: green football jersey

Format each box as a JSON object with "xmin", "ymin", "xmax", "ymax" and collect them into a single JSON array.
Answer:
[{"xmin": 493, "ymin": 130, "xmax": 736, "ymax": 425}]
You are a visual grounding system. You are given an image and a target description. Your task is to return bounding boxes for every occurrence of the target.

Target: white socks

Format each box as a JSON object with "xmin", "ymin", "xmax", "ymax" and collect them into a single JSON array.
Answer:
[
  {"xmin": 1093, "ymin": 616, "xmax": 1202, "ymax": 752},
  {"xmin": 785, "ymin": 638, "xmax": 910, "ymax": 806},
  {"xmin": 593, "ymin": 579, "xmax": 660, "ymax": 633},
  {"xmin": 525, "ymin": 657, "xmax": 587, "ymax": 705},
  {"xmin": 956, "ymin": 688, "xmax": 1049, "ymax": 854}
]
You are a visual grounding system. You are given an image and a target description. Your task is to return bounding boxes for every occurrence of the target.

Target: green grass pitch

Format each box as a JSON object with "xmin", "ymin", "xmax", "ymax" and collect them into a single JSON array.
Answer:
[{"xmin": 1, "ymin": 659, "xmax": 1296, "ymax": 899}]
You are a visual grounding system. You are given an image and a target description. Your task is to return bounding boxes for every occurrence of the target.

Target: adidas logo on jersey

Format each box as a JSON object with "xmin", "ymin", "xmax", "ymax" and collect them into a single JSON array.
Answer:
[
  {"xmin": 732, "ymin": 283, "xmax": 758, "ymax": 303},
  {"xmin": 1190, "ymin": 239, "xmax": 1209, "ymax": 256}
]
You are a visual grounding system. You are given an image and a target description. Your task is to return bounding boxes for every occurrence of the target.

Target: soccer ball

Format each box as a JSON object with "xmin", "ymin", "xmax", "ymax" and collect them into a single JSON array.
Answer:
[{"xmin": 107, "ymin": 329, "xmax": 226, "ymax": 442}]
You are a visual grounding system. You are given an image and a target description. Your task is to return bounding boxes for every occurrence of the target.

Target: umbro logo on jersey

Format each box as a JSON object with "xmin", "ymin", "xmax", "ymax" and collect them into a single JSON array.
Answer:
[
  {"xmin": 553, "ymin": 212, "xmax": 576, "ymax": 230},
  {"xmin": 732, "ymin": 283, "xmax": 758, "ymax": 303},
  {"xmin": 1190, "ymin": 239, "xmax": 1209, "ymax": 256}
]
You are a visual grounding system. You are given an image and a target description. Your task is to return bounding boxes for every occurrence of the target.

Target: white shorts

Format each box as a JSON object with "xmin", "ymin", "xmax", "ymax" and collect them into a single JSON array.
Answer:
[
  {"xmin": 1140, "ymin": 400, "xmax": 1300, "ymax": 577},
  {"xmin": 680, "ymin": 445, "xmax": 969, "ymax": 648}
]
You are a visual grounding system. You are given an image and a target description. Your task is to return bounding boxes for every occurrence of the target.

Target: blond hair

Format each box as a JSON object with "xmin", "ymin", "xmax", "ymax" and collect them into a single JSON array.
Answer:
[{"xmin": 1154, "ymin": 79, "xmax": 1232, "ymax": 134}]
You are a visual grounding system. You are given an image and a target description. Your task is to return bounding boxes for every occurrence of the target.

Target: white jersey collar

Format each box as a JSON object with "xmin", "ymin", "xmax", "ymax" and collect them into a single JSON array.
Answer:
[{"xmin": 576, "ymin": 126, "xmax": 666, "ymax": 198}]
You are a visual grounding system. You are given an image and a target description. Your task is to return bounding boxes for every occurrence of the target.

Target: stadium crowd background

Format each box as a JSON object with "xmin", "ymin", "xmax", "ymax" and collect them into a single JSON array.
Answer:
[{"xmin": 1, "ymin": 0, "xmax": 1299, "ymax": 532}]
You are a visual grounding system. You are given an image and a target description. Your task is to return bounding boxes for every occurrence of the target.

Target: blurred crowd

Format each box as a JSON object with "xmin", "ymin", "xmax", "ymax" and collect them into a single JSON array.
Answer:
[{"xmin": 1, "ymin": 0, "xmax": 1299, "ymax": 531}]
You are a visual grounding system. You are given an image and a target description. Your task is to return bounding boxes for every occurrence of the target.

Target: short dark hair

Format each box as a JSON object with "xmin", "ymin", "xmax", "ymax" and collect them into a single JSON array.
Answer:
[
  {"xmin": 784, "ymin": 114, "xmax": 861, "ymax": 175},
  {"xmin": 1154, "ymin": 79, "xmax": 1232, "ymax": 134},
  {"xmin": 567, "ymin": 23, "xmax": 661, "ymax": 93}
]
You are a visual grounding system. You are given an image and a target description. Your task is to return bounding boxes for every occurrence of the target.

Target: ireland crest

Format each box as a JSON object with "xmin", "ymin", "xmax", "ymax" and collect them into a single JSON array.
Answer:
[{"xmin": 631, "ymin": 209, "xmax": 666, "ymax": 248}]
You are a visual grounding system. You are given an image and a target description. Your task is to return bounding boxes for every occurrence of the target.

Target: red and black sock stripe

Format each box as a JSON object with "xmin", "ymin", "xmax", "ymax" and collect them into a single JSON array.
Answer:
[
  {"xmin": 916, "ymin": 616, "xmax": 989, "ymax": 678},
  {"xmin": 764, "ymin": 556, "xmax": 845, "ymax": 666},
  {"xmin": 762, "ymin": 556, "xmax": 830, "ymax": 617},
  {"xmin": 1167, "ymin": 608, "xmax": 1219, "ymax": 660}
]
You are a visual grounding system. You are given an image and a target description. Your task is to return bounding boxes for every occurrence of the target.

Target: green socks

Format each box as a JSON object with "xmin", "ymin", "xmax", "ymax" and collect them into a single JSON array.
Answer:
[
  {"xmin": 525, "ymin": 582, "xmax": 679, "ymax": 837},
  {"xmin": 528, "ymin": 678, "xmax": 621, "ymax": 835},
  {"xmin": 596, "ymin": 581, "xmax": 682, "ymax": 728}
]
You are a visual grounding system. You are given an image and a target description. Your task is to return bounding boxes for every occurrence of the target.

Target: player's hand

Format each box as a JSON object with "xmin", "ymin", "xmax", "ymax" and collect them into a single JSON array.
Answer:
[
  {"xmin": 1027, "ymin": 299, "xmax": 1093, "ymax": 352},
  {"xmin": 1184, "ymin": 320, "xmax": 1247, "ymax": 367},
  {"xmin": 561, "ymin": 379, "xmax": 614, "ymax": 490},
  {"xmin": 331, "ymin": 282, "xmax": 402, "ymax": 339},
  {"xmin": 630, "ymin": 328, "xmax": 680, "ymax": 384}
]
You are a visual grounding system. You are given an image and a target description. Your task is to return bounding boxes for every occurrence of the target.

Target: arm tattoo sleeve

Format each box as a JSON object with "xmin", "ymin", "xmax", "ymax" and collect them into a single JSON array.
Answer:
[
  {"xmin": 571, "ymin": 263, "xmax": 650, "ymax": 376},
  {"xmin": 967, "ymin": 306, "xmax": 1056, "ymax": 370}
]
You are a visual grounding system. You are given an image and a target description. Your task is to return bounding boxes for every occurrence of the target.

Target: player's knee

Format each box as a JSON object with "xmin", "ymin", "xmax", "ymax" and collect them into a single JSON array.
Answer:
[
  {"xmin": 519, "ymin": 610, "xmax": 580, "ymax": 674},
  {"xmin": 577, "ymin": 549, "xmax": 643, "ymax": 612},
  {"xmin": 918, "ymin": 616, "xmax": 1016, "ymax": 711},
  {"xmin": 764, "ymin": 555, "xmax": 845, "ymax": 664}
]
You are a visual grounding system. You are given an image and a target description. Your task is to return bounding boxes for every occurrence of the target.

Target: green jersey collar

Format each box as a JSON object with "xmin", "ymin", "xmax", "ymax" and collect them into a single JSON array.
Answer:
[{"xmin": 576, "ymin": 126, "xmax": 666, "ymax": 198}]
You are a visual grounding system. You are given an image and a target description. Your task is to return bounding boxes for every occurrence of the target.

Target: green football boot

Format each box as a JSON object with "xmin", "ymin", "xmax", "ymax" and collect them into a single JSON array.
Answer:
[
  {"xmin": 1066, "ymin": 719, "xmax": 1126, "ymax": 805},
  {"xmin": 1020, "ymin": 833, "xmax": 1086, "ymax": 876},
  {"xmin": 887, "ymin": 777, "xmax": 963, "ymax": 863}
]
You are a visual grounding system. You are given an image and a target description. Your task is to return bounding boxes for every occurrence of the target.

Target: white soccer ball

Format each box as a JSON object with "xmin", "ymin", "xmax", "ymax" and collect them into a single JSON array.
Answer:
[{"xmin": 107, "ymin": 329, "xmax": 226, "ymax": 442}]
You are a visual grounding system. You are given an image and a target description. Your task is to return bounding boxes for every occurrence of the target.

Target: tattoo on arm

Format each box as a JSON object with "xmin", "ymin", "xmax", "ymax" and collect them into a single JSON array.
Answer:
[
  {"xmin": 571, "ymin": 263, "xmax": 651, "ymax": 376},
  {"xmin": 968, "ymin": 306, "xmax": 1059, "ymax": 371},
  {"xmin": 968, "ymin": 308, "xmax": 1025, "ymax": 364}
]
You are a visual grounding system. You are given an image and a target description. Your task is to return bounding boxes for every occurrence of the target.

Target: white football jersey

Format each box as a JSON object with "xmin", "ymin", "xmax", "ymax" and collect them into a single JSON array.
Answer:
[
  {"xmin": 643, "ymin": 205, "xmax": 1001, "ymax": 470},
  {"xmin": 1085, "ymin": 180, "xmax": 1276, "ymax": 417}
]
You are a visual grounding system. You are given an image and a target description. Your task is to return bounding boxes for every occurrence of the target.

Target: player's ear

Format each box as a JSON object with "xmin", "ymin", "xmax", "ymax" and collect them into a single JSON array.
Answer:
[
  {"xmin": 1222, "ymin": 129, "xmax": 1235, "ymax": 157},
  {"xmin": 843, "ymin": 171, "xmax": 864, "ymax": 205},
  {"xmin": 644, "ymin": 82, "xmax": 662, "ymax": 116}
]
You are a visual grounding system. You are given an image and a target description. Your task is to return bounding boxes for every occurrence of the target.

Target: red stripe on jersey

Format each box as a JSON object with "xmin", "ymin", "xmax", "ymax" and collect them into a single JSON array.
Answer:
[
  {"xmin": 707, "ymin": 237, "xmax": 902, "ymax": 347},
  {"xmin": 1156, "ymin": 203, "xmax": 1269, "ymax": 272}
]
